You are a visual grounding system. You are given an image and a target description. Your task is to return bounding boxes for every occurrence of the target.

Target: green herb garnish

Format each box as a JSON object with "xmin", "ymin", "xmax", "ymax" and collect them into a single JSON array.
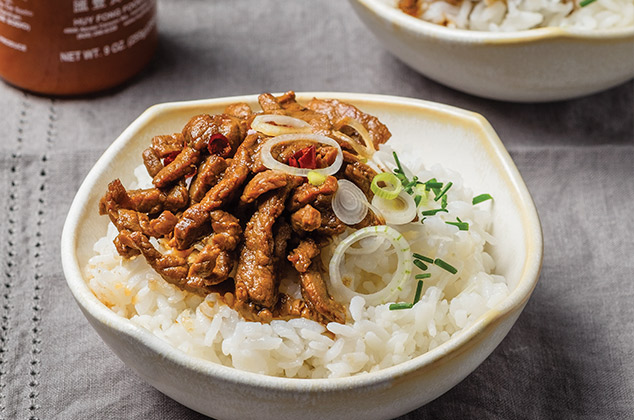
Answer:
[
  {"xmin": 413, "ymin": 280, "xmax": 424, "ymax": 304},
  {"xmin": 420, "ymin": 208, "xmax": 448, "ymax": 216},
  {"xmin": 414, "ymin": 195, "xmax": 422, "ymax": 207},
  {"xmin": 389, "ymin": 302, "xmax": 413, "ymax": 310},
  {"xmin": 434, "ymin": 182, "xmax": 453, "ymax": 202},
  {"xmin": 579, "ymin": 0, "xmax": 596, "ymax": 6},
  {"xmin": 446, "ymin": 217, "xmax": 469, "ymax": 231},
  {"xmin": 413, "ymin": 253, "xmax": 434, "ymax": 263},
  {"xmin": 415, "ymin": 273, "xmax": 431, "ymax": 280},
  {"xmin": 413, "ymin": 259, "xmax": 428, "ymax": 271},
  {"xmin": 434, "ymin": 258, "xmax": 458, "ymax": 274},
  {"xmin": 472, "ymin": 193, "xmax": 493, "ymax": 205},
  {"xmin": 425, "ymin": 180, "xmax": 443, "ymax": 191},
  {"xmin": 441, "ymin": 194, "xmax": 448, "ymax": 209}
]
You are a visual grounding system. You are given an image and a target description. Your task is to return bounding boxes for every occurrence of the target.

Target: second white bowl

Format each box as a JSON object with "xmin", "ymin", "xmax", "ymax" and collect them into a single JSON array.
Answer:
[{"xmin": 349, "ymin": 0, "xmax": 634, "ymax": 102}]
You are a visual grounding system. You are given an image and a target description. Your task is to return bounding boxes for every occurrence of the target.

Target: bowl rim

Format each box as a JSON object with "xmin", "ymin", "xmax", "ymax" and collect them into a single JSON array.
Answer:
[
  {"xmin": 353, "ymin": 0, "xmax": 634, "ymax": 43},
  {"xmin": 61, "ymin": 92, "xmax": 543, "ymax": 391}
]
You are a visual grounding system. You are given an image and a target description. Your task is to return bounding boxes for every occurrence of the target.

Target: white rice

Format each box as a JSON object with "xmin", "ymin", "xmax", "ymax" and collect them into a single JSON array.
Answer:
[
  {"xmin": 389, "ymin": 0, "xmax": 634, "ymax": 31},
  {"xmin": 85, "ymin": 150, "xmax": 508, "ymax": 379}
]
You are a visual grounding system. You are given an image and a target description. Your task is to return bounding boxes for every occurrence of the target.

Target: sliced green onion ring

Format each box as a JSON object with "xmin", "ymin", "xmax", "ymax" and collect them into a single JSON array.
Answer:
[
  {"xmin": 328, "ymin": 225, "xmax": 413, "ymax": 306},
  {"xmin": 371, "ymin": 172, "xmax": 403, "ymax": 200},
  {"xmin": 259, "ymin": 133, "xmax": 343, "ymax": 177},
  {"xmin": 307, "ymin": 170, "xmax": 326, "ymax": 186}
]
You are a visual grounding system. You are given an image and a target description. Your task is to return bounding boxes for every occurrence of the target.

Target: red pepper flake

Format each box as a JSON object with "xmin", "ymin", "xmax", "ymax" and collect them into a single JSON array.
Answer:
[
  {"xmin": 288, "ymin": 145, "xmax": 317, "ymax": 169},
  {"xmin": 208, "ymin": 133, "xmax": 232, "ymax": 158},
  {"xmin": 163, "ymin": 151, "xmax": 180, "ymax": 166}
]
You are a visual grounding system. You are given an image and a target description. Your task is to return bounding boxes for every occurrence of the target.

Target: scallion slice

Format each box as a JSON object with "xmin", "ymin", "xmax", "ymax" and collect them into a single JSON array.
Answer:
[
  {"xmin": 434, "ymin": 181, "xmax": 453, "ymax": 202},
  {"xmin": 425, "ymin": 181, "xmax": 443, "ymax": 190},
  {"xmin": 307, "ymin": 170, "xmax": 326, "ymax": 186},
  {"xmin": 413, "ymin": 259, "xmax": 428, "ymax": 271},
  {"xmin": 472, "ymin": 194, "xmax": 493, "ymax": 205},
  {"xmin": 389, "ymin": 302, "xmax": 413, "ymax": 310},
  {"xmin": 415, "ymin": 273, "xmax": 431, "ymax": 280},
  {"xmin": 413, "ymin": 253, "xmax": 433, "ymax": 263},
  {"xmin": 580, "ymin": 0, "xmax": 596, "ymax": 6},
  {"xmin": 434, "ymin": 258, "xmax": 457, "ymax": 274},
  {"xmin": 446, "ymin": 217, "xmax": 469, "ymax": 231},
  {"xmin": 420, "ymin": 208, "xmax": 448, "ymax": 216},
  {"xmin": 371, "ymin": 172, "xmax": 403, "ymax": 200},
  {"xmin": 413, "ymin": 280, "xmax": 424, "ymax": 304}
]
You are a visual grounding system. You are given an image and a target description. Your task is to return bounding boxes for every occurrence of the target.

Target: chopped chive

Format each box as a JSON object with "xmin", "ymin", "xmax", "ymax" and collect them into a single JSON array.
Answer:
[
  {"xmin": 389, "ymin": 302, "xmax": 413, "ymax": 310},
  {"xmin": 579, "ymin": 0, "xmax": 596, "ymax": 6},
  {"xmin": 472, "ymin": 193, "xmax": 493, "ymax": 205},
  {"xmin": 414, "ymin": 195, "xmax": 422, "ymax": 206},
  {"xmin": 415, "ymin": 273, "xmax": 431, "ymax": 280},
  {"xmin": 434, "ymin": 258, "xmax": 457, "ymax": 274},
  {"xmin": 412, "ymin": 253, "xmax": 434, "ymax": 263},
  {"xmin": 420, "ymin": 208, "xmax": 448, "ymax": 216},
  {"xmin": 392, "ymin": 152, "xmax": 406, "ymax": 176},
  {"xmin": 413, "ymin": 280, "xmax": 424, "ymax": 304},
  {"xmin": 441, "ymin": 194, "xmax": 448, "ymax": 209},
  {"xmin": 413, "ymin": 259, "xmax": 428, "ymax": 271},
  {"xmin": 434, "ymin": 181, "xmax": 453, "ymax": 202},
  {"xmin": 446, "ymin": 217, "xmax": 469, "ymax": 231},
  {"xmin": 425, "ymin": 181, "xmax": 443, "ymax": 190}
]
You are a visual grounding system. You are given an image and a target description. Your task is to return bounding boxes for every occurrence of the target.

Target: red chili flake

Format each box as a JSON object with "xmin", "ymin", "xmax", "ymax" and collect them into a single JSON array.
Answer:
[
  {"xmin": 288, "ymin": 145, "xmax": 317, "ymax": 169},
  {"xmin": 163, "ymin": 151, "xmax": 180, "ymax": 166},
  {"xmin": 208, "ymin": 133, "xmax": 232, "ymax": 158}
]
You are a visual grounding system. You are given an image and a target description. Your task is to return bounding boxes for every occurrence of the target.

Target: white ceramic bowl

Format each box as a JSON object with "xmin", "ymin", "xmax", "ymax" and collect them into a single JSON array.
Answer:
[
  {"xmin": 349, "ymin": 0, "xmax": 634, "ymax": 102},
  {"xmin": 61, "ymin": 93, "xmax": 543, "ymax": 420}
]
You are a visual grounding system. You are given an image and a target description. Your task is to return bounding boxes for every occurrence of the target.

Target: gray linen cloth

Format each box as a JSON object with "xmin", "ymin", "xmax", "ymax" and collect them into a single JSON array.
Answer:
[{"xmin": 0, "ymin": 1, "xmax": 632, "ymax": 419}]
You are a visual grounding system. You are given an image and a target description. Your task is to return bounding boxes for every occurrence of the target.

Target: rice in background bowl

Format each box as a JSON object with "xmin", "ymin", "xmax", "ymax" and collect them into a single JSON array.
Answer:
[
  {"xmin": 350, "ymin": 0, "xmax": 634, "ymax": 101},
  {"xmin": 392, "ymin": 0, "xmax": 634, "ymax": 31},
  {"xmin": 61, "ymin": 93, "xmax": 542, "ymax": 420}
]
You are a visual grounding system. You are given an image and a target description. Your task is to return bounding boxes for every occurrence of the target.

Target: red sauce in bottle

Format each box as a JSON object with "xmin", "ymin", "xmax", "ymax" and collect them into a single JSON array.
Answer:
[{"xmin": 0, "ymin": 0, "xmax": 157, "ymax": 95}]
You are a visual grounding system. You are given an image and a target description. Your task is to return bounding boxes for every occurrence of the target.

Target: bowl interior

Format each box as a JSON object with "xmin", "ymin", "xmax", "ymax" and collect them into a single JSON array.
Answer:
[{"xmin": 63, "ymin": 92, "xmax": 542, "ymax": 388}]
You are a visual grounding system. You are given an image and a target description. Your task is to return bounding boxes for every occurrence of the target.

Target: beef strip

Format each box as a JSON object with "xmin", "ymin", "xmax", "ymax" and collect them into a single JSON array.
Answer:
[
  {"xmin": 398, "ymin": 0, "xmax": 421, "ymax": 16},
  {"xmin": 182, "ymin": 113, "xmax": 246, "ymax": 154},
  {"xmin": 100, "ymin": 178, "xmax": 188, "ymax": 216},
  {"xmin": 315, "ymin": 207, "xmax": 346, "ymax": 237},
  {"xmin": 290, "ymin": 204, "xmax": 321, "ymax": 233},
  {"xmin": 189, "ymin": 154, "xmax": 227, "ymax": 204},
  {"xmin": 300, "ymin": 266, "xmax": 346, "ymax": 324},
  {"xmin": 117, "ymin": 230, "xmax": 191, "ymax": 290},
  {"xmin": 187, "ymin": 210, "xmax": 242, "ymax": 288},
  {"xmin": 341, "ymin": 150, "xmax": 378, "ymax": 198},
  {"xmin": 152, "ymin": 146, "xmax": 200, "ymax": 188},
  {"xmin": 234, "ymin": 177, "xmax": 302, "ymax": 310},
  {"xmin": 288, "ymin": 239, "xmax": 346, "ymax": 323},
  {"xmin": 240, "ymin": 170, "xmax": 289, "ymax": 205},
  {"xmin": 288, "ymin": 175, "xmax": 338, "ymax": 212},
  {"xmin": 224, "ymin": 102, "xmax": 253, "ymax": 120},
  {"xmin": 288, "ymin": 238, "xmax": 320, "ymax": 273},
  {"xmin": 257, "ymin": 91, "xmax": 332, "ymax": 135},
  {"xmin": 306, "ymin": 98, "xmax": 392, "ymax": 149},
  {"xmin": 150, "ymin": 211, "xmax": 179, "ymax": 236},
  {"xmin": 128, "ymin": 182, "xmax": 189, "ymax": 214},
  {"xmin": 142, "ymin": 148, "xmax": 163, "ymax": 177},
  {"xmin": 272, "ymin": 293, "xmax": 325, "ymax": 323},
  {"xmin": 173, "ymin": 133, "xmax": 261, "ymax": 249}
]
